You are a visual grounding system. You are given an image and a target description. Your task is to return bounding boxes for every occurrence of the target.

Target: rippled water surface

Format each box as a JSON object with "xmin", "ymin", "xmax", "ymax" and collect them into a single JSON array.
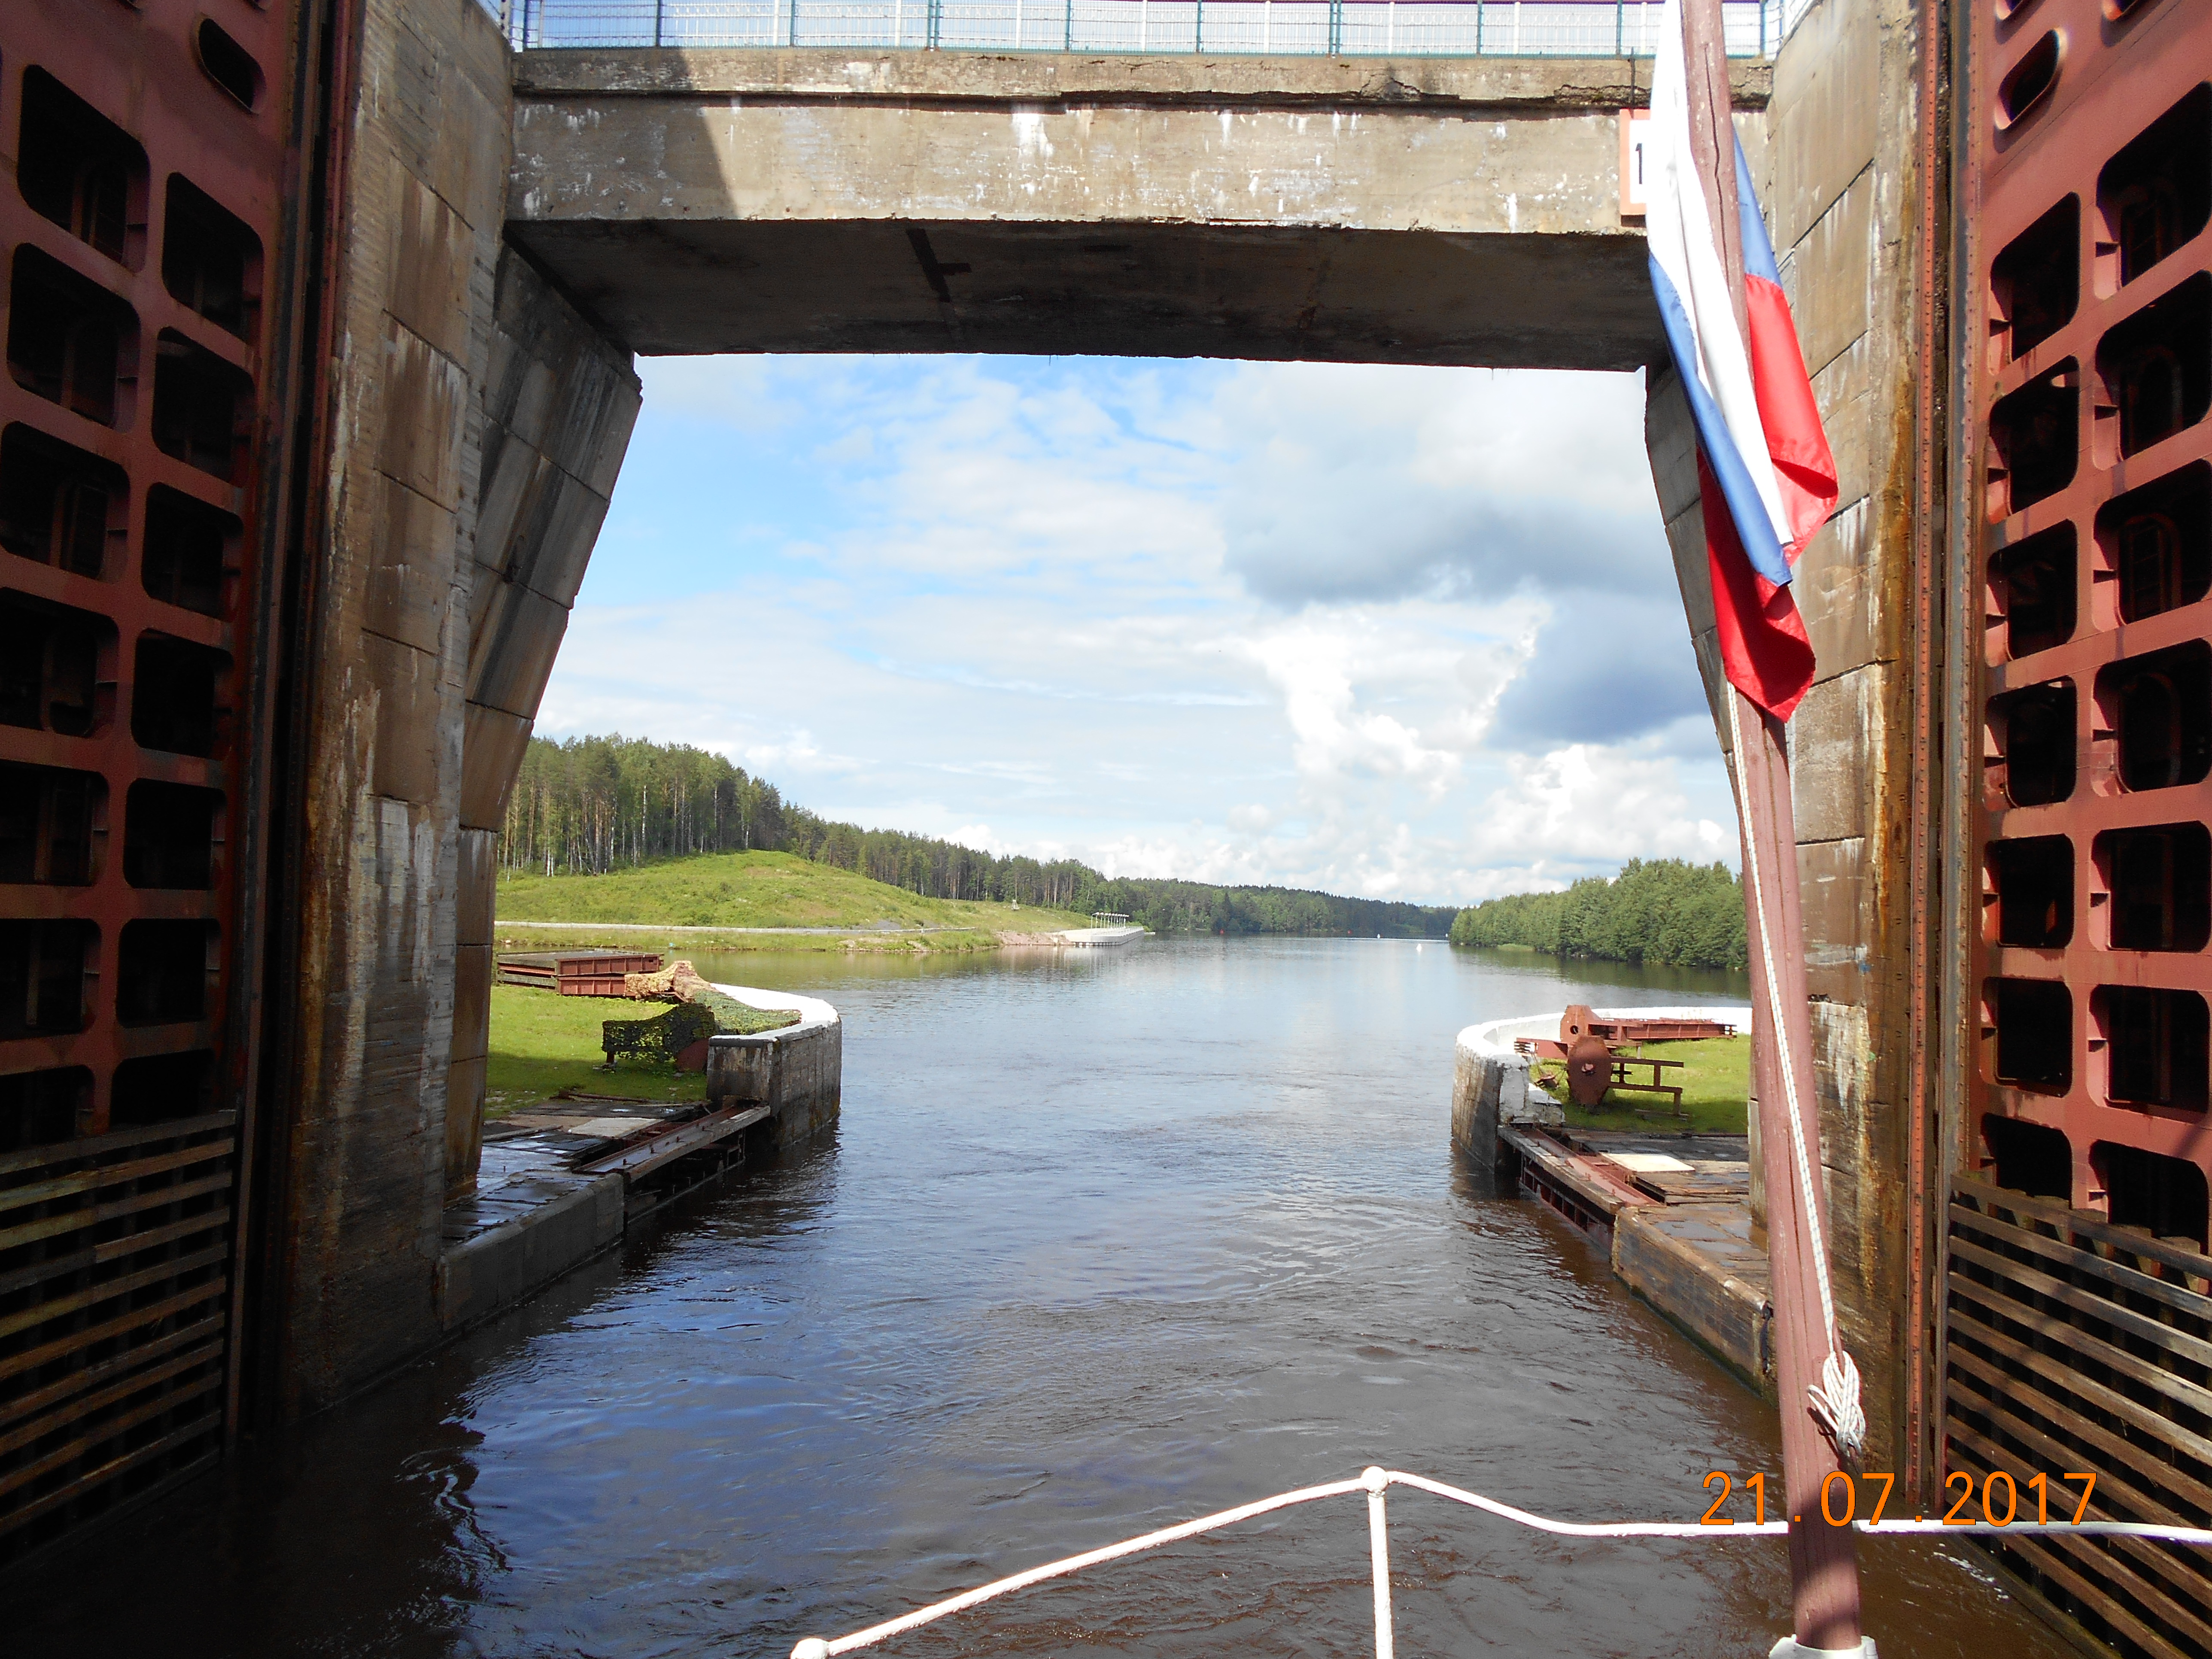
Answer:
[{"xmin": 16, "ymin": 939, "xmax": 2059, "ymax": 1657}]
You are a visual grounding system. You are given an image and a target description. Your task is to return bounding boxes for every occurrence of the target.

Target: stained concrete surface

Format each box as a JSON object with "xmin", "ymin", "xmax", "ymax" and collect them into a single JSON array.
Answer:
[
  {"xmin": 435, "ymin": 1125, "xmax": 628, "ymax": 1334},
  {"xmin": 507, "ymin": 48, "xmax": 1768, "ymax": 365},
  {"xmin": 1498, "ymin": 1120, "xmax": 1772, "ymax": 1389},
  {"xmin": 1616, "ymin": 1193, "xmax": 1775, "ymax": 1389},
  {"xmin": 438, "ymin": 1079, "xmax": 819, "ymax": 1332}
]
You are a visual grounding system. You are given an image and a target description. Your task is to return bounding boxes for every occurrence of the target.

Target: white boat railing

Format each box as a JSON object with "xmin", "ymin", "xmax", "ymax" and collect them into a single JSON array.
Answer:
[{"xmin": 787, "ymin": 1464, "xmax": 2212, "ymax": 1657}]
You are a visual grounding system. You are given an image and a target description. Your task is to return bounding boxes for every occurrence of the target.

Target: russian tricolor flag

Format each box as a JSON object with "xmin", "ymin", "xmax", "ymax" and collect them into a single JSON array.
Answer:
[{"xmin": 1644, "ymin": 0, "xmax": 1838, "ymax": 722}]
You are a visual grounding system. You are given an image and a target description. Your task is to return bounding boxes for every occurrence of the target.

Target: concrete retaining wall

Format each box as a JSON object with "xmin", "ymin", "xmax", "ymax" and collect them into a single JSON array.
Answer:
[
  {"xmin": 1451, "ymin": 1012, "xmax": 1565, "ymax": 1174},
  {"xmin": 446, "ymin": 250, "xmax": 642, "ymax": 1203},
  {"xmin": 434, "ymin": 1172, "xmax": 625, "ymax": 1334},
  {"xmin": 432, "ymin": 984, "xmax": 843, "ymax": 1335},
  {"xmin": 271, "ymin": 0, "xmax": 521, "ymax": 1417},
  {"xmin": 706, "ymin": 987, "xmax": 843, "ymax": 1150},
  {"xmin": 1643, "ymin": 0, "xmax": 1928, "ymax": 1468},
  {"xmin": 1614, "ymin": 1206, "xmax": 1773, "ymax": 1390}
]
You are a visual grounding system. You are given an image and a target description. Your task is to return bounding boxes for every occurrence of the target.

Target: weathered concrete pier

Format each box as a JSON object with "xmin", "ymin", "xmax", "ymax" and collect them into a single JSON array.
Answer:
[
  {"xmin": 1454, "ymin": 1006, "xmax": 1774, "ymax": 1388},
  {"xmin": 437, "ymin": 984, "xmax": 839, "ymax": 1333},
  {"xmin": 705, "ymin": 988, "xmax": 845, "ymax": 1149}
]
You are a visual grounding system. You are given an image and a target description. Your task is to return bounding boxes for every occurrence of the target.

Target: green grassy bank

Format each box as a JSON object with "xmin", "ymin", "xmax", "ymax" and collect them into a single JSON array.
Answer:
[
  {"xmin": 495, "ymin": 849, "xmax": 1093, "ymax": 943},
  {"xmin": 1530, "ymin": 1035, "xmax": 1750, "ymax": 1136},
  {"xmin": 485, "ymin": 981, "xmax": 802, "ymax": 1116},
  {"xmin": 485, "ymin": 982, "xmax": 708, "ymax": 1115}
]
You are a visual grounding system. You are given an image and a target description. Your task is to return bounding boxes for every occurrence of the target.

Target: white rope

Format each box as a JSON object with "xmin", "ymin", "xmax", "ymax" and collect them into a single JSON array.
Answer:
[
  {"xmin": 800, "ymin": 1477, "xmax": 1368, "ymax": 1656},
  {"xmin": 1386, "ymin": 1468, "xmax": 1786, "ymax": 1537},
  {"xmin": 1726, "ymin": 690, "xmax": 1866, "ymax": 1458},
  {"xmin": 787, "ymin": 1468, "xmax": 2212, "ymax": 1656}
]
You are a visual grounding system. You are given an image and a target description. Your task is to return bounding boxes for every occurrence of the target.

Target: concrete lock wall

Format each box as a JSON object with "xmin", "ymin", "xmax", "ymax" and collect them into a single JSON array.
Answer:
[
  {"xmin": 449, "ymin": 249, "xmax": 642, "ymax": 1202},
  {"xmin": 269, "ymin": 0, "xmax": 638, "ymax": 1413},
  {"xmin": 1643, "ymin": 0, "xmax": 1928, "ymax": 1471}
]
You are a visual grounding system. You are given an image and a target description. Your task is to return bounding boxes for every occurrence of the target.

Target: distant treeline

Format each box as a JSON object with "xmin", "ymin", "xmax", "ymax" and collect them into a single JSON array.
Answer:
[
  {"xmin": 501, "ymin": 734, "xmax": 1458, "ymax": 936},
  {"xmin": 1447, "ymin": 858, "xmax": 1747, "ymax": 970}
]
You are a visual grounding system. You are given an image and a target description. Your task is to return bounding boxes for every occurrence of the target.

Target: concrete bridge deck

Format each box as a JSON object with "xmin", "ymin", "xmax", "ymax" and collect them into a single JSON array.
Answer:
[{"xmin": 509, "ymin": 49, "xmax": 1767, "ymax": 365}]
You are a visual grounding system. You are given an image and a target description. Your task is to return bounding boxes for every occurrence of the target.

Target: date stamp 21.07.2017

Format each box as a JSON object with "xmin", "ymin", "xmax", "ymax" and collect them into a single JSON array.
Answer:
[{"xmin": 1700, "ymin": 1468, "xmax": 2096, "ymax": 1527}]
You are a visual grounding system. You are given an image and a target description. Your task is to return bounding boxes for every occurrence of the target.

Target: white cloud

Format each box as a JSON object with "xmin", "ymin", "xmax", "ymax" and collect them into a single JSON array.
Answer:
[
  {"xmin": 541, "ymin": 356, "xmax": 1740, "ymax": 905},
  {"xmin": 640, "ymin": 355, "xmax": 797, "ymax": 430},
  {"xmin": 1466, "ymin": 744, "xmax": 1735, "ymax": 870},
  {"xmin": 1243, "ymin": 624, "xmax": 1460, "ymax": 799}
]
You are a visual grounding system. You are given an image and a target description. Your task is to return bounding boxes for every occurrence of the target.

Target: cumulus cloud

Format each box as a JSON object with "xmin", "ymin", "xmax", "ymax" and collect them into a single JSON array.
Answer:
[
  {"xmin": 540, "ymin": 355, "xmax": 1738, "ymax": 905},
  {"xmin": 1242, "ymin": 623, "xmax": 1462, "ymax": 800},
  {"xmin": 1486, "ymin": 589, "xmax": 1712, "ymax": 749},
  {"xmin": 1208, "ymin": 365, "xmax": 1674, "ymax": 608},
  {"xmin": 1466, "ymin": 744, "xmax": 1735, "ymax": 870}
]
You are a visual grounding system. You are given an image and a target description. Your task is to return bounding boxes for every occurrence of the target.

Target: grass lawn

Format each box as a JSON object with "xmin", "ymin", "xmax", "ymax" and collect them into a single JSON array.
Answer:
[
  {"xmin": 494, "ymin": 850, "xmax": 1094, "ymax": 938},
  {"xmin": 1531, "ymin": 1034, "xmax": 1750, "ymax": 1136},
  {"xmin": 485, "ymin": 983, "xmax": 785, "ymax": 1116}
]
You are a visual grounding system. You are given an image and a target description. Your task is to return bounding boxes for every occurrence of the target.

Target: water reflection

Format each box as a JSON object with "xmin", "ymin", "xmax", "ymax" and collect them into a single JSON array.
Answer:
[{"xmin": 9, "ymin": 941, "xmax": 2060, "ymax": 1657}]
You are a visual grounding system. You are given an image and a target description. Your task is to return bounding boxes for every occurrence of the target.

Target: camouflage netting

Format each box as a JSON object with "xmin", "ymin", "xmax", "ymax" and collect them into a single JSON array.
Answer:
[
  {"xmin": 600, "ymin": 960, "xmax": 800, "ymax": 1066},
  {"xmin": 602, "ymin": 1000, "xmax": 721, "ymax": 1066}
]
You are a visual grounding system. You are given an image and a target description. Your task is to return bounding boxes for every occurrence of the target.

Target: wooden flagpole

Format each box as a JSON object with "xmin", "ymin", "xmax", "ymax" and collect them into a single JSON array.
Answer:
[{"xmin": 1678, "ymin": 1, "xmax": 1866, "ymax": 1650}]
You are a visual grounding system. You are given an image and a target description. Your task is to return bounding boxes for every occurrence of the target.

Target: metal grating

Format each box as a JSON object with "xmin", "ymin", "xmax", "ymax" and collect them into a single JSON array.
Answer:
[
  {"xmin": 0, "ymin": 1113, "xmax": 236, "ymax": 1541},
  {"xmin": 0, "ymin": 0, "xmax": 288, "ymax": 1562},
  {"xmin": 1966, "ymin": 0, "xmax": 2212, "ymax": 1270},
  {"xmin": 1947, "ymin": 1178, "xmax": 2212, "ymax": 1659}
]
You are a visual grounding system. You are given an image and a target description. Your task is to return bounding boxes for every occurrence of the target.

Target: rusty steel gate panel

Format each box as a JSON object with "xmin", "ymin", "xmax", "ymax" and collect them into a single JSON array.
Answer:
[
  {"xmin": 0, "ymin": 0, "xmax": 288, "ymax": 1562},
  {"xmin": 1960, "ymin": 0, "xmax": 2212, "ymax": 1650},
  {"xmin": 1947, "ymin": 1179, "xmax": 2212, "ymax": 1656}
]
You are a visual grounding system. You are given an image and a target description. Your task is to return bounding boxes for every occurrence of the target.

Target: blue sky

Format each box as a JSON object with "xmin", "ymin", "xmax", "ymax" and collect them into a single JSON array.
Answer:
[{"xmin": 538, "ymin": 356, "xmax": 1738, "ymax": 904}]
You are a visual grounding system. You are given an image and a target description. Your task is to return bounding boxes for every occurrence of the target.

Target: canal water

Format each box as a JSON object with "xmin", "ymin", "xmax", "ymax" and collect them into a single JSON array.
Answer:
[{"xmin": 15, "ymin": 939, "xmax": 2060, "ymax": 1658}]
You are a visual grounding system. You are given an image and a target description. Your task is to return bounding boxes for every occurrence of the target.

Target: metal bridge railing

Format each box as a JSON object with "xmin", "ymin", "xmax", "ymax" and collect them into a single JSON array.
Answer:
[
  {"xmin": 784, "ymin": 1464, "xmax": 2212, "ymax": 1658},
  {"xmin": 495, "ymin": 0, "xmax": 1808, "ymax": 58}
]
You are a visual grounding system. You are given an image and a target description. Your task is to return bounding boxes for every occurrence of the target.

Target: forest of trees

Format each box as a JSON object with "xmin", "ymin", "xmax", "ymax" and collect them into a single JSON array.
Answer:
[
  {"xmin": 1446, "ymin": 858, "xmax": 1748, "ymax": 970},
  {"xmin": 500, "ymin": 734, "xmax": 1459, "ymax": 936}
]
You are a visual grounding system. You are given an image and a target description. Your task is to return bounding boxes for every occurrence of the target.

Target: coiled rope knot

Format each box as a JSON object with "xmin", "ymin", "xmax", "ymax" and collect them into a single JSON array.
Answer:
[{"xmin": 1808, "ymin": 1346, "xmax": 1866, "ymax": 1461}]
